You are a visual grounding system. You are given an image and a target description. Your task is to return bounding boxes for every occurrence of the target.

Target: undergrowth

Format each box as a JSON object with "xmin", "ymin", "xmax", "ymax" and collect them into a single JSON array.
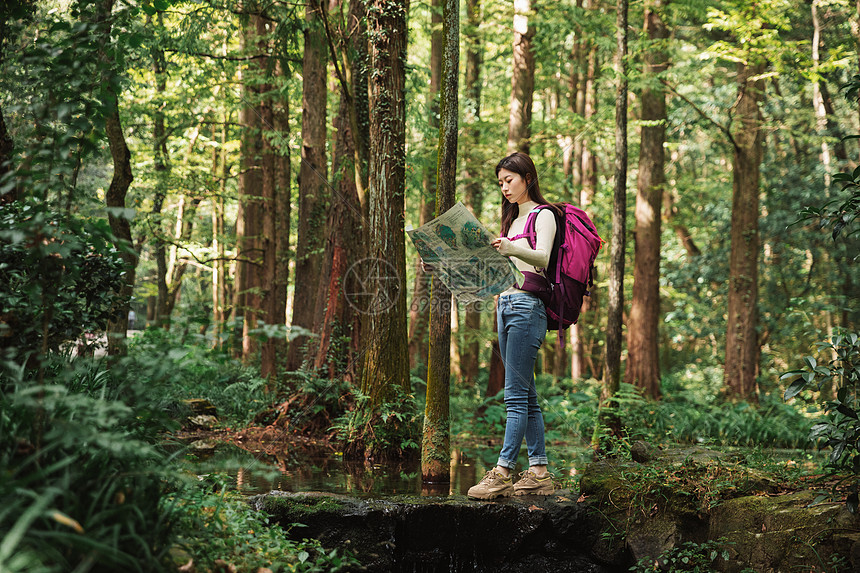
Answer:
[{"xmin": 165, "ymin": 475, "xmax": 359, "ymax": 572}]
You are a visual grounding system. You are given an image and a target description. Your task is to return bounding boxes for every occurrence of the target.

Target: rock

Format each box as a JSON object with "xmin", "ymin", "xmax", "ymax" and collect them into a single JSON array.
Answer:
[
  {"xmin": 709, "ymin": 491, "xmax": 860, "ymax": 573},
  {"xmin": 188, "ymin": 414, "xmax": 218, "ymax": 429},
  {"xmin": 630, "ymin": 441, "xmax": 658, "ymax": 463},
  {"xmin": 183, "ymin": 398, "xmax": 217, "ymax": 416},
  {"xmin": 251, "ymin": 491, "xmax": 614, "ymax": 572}
]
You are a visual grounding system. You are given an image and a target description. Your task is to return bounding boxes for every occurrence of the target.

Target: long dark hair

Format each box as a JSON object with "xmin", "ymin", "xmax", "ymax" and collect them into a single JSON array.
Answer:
[{"xmin": 496, "ymin": 152, "xmax": 558, "ymax": 237}]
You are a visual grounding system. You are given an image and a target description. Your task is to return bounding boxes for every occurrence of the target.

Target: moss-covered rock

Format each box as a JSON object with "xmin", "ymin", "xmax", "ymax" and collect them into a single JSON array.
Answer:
[
  {"xmin": 251, "ymin": 490, "xmax": 613, "ymax": 572},
  {"xmin": 709, "ymin": 491, "xmax": 860, "ymax": 572}
]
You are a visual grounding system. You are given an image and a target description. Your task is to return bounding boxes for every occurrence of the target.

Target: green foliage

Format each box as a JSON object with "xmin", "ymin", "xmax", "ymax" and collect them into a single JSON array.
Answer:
[
  {"xmin": 0, "ymin": 358, "xmax": 174, "ymax": 572},
  {"xmin": 630, "ymin": 539, "xmax": 734, "ymax": 573},
  {"xmin": 166, "ymin": 475, "xmax": 359, "ymax": 572},
  {"xmin": 0, "ymin": 200, "xmax": 126, "ymax": 362},
  {"xmin": 783, "ymin": 331, "xmax": 860, "ymax": 473},
  {"xmin": 332, "ymin": 384, "xmax": 421, "ymax": 458},
  {"xmin": 124, "ymin": 327, "xmax": 273, "ymax": 427}
]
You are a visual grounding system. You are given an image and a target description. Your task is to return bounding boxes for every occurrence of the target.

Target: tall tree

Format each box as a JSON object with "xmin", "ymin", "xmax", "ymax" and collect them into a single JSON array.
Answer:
[
  {"xmin": 288, "ymin": 0, "xmax": 329, "ymax": 371},
  {"xmin": 237, "ymin": 14, "xmax": 265, "ymax": 362},
  {"xmin": 602, "ymin": 0, "xmax": 628, "ymax": 404},
  {"xmin": 350, "ymin": 0, "xmax": 413, "ymax": 459},
  {"xmin": 259, "ymin": 39, "xmax": 290, "ymax": 383},
  {"xmin": 573, "ymin": 0, "xmax": 601, "ymax": 380},
  {"xmin": 423, "ymin": 0, "xmax": 458, "ymax": 483},
  {"xmin": 311, "ymin": 0, "xmax": 366, "ymax": 381},
  {"xmin": 507, "ymin": 0, "xmax": 535, "ymax": 154},
  {"xmin": 724, "ymin": 60, "xmax": 765, "ymax": 402},
  {"xmin": 94, "ymin": 0, "xmax": 136, "ymax": 356},
  {"xmin": 625, "ymin": 0, "xmax": 668, "ymax": 399}
]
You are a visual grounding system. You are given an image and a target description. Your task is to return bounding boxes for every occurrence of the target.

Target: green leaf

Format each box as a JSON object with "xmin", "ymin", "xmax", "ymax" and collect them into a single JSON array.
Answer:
[
  {"xmin": 783, "ymin": 379, "xmax": 806, "ymax": 401},
  {"xmin": 153, "ymin": 0, "xmax": 169, "ymax": 10},
  {"xmin": 298, "ymin": 550, "xmax": 309, "ymax": 563},
  {"xmin": 836, "ymin": 405, "xmax": 858, "ymax": 420}
]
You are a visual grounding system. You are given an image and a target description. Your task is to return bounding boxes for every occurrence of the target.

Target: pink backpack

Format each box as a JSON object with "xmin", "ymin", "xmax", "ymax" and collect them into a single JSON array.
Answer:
[{"xmin": 508, "ymin": 203, "xmax": 603, "ymax": 330}]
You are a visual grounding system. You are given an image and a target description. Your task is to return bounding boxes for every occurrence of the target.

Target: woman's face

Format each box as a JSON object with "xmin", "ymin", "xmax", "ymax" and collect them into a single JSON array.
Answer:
[{"xmin": 498, "ymin": 168, "xmax": 529, "ymax": 205}]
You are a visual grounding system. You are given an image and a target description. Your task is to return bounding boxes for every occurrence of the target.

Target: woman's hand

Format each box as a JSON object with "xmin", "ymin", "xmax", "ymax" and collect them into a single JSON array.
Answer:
[
  {"xmin": 491, "ymin": 237, "xmax": 514, "ymax": 256},
  {"xmin": 421, "ymin": 259, "xmax": 435, "ymax": 274}
]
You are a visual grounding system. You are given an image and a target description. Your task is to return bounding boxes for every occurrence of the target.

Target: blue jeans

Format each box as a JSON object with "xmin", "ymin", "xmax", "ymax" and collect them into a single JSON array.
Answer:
[{"xmin": 496, "ymin": 292, "xmax": 548, "ymax": 470}]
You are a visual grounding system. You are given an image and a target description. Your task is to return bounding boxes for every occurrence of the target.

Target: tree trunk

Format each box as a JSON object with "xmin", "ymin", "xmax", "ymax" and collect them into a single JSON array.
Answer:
[
  {"xmin": 506, "ymin": 0, "xmax": 535, "ymax": 154},
  {"xmin": 259, "ymin": 36, "xmax": 289, "ymax": 384},
  {"xmin": 0, "ymin": 104, "xmax": 15, "ymax": 204},
  {"xmin": 288, "ymin": 0, "xmax": 329, "ymax": 371},
  {"xmin": 94, "ymin": 0, "xmax": 136, "ymax": 357},
  {"xmin": 811, "ymin": 0, "xmax": 833, "ymax": 188},
  {"xmin": 724, "ymin": 61, "xmax": 765, "ymax": 402},
  {"xmin": 212, "ymin": 116, "xmax": 229, "ymax": 346},
  {"xmin": 350, "ymin": 0, "xmax": 413, "ymax": 460},
  {"xmin": 625, "ymin": 0, "xmax": 667, "ymax": 399},
  {"xmin": 573, "ymin": 5, "xmax": 600, "ymax": 380},
  {"xmin": 599, "ymin": 0, "xmax": 628, "ymax": 446},
  {"xmin": 312, "ymin": 4, "xmax": 363, "ymax": 380},
  {"xmin": 423, "ymin": 0, "xmax": 458, "ymax": 483},
  {"xmin": 408, "ymin": 0, "xmax": 442, "ymax": 373}
]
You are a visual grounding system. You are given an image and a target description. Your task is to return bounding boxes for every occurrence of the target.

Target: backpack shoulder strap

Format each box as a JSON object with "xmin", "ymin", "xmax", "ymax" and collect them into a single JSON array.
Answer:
[{"xmin": 506, "ymin": 205, "xmax": 544, "ymax": 249}]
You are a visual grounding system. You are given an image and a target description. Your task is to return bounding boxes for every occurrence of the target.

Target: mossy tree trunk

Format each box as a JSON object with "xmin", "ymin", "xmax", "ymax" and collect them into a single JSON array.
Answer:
[
  {"xmin": 349, "ymin": 0, "xmax": 413, "ymax": 460},
  {"xmin": 423, "ymin": 0, "xmax": 458, "ymax": 483}
]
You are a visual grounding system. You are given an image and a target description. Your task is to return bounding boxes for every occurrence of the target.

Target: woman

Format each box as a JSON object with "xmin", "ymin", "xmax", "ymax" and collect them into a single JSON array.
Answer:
[{"xmin": 467, "ymin": 151, "xmax": 557, "ymax": 499}]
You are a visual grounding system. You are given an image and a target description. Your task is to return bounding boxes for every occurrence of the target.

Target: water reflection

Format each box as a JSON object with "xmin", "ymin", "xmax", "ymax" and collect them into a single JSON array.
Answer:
[{"xmin": 183, "ymin": 441, "xmax": 590, "ymax": 497}]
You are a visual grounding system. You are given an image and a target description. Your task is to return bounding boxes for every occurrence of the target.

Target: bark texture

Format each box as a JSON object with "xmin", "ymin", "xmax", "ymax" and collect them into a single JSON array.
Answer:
[
  {"xmin": 625, "ymin": 0, "xmax": 668, "ymax": 399},
  {"xmin": 423, "ymin": 0, "xmax": 458, "ymax": 483},
  {"xmin": 724, "ymin": 62, "xmax": 765, "ymax": 402},
  {"xmin": 351, "ymin": 0, "xmax": 413, "ymax": 459},
  {"xmin": 237, "ymin": 16, "xmax": 264, "ymax": 361},
  {"xmin": 259, "ymin": 39, "xmax": 290, "ymax": 383},
  {"xmin": 506, "ymin": 0, "xmax": 535, "ymax": 154},
  {"xmin": 312, "ymin": 0, "xmax": 364, "ymax": 381},
  {"xmin": 288, "ymin": 0, "xmax": 329, "ymax": 371}
]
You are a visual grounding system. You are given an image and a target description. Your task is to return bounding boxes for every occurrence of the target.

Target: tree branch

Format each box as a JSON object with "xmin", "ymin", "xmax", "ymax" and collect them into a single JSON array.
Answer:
[{"xmin": 660, "ymin": 78, "xmax": 738, "ymax": 150}]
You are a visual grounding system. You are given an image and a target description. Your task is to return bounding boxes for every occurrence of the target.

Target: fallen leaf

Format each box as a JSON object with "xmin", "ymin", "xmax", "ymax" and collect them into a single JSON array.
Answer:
[
  {"xmin": 528, "ymin": 505, "xmax": 545, "ymax": 512},
  {"xmin": 51, "ymin": 511, "xmax": 84, "ymax": 534},
  {"xmin": 556, "ymin": 496, "xmax": 571, "ymax": 502},
  {"xmin": 577, "ymin": 494, "xmax": 588, "ymax": 503},
  {"xmin": 178, "ymin": 559, "xmax": 194, "ymax": 573}
]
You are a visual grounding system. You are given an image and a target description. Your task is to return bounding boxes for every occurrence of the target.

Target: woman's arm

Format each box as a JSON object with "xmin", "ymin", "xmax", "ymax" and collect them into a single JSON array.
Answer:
[{"xmin": 492, "ymin": 210, "xmax": 556, "ymax": 269}]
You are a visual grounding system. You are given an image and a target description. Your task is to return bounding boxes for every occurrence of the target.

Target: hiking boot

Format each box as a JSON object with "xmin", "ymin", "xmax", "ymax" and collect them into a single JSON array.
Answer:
[
  {"xmin": 467, "ymin": 469, "xmax": 513, "ymax": 500},
  {"xmin": 512, "ymin": 470, "xmax": 555, "ymax": 496}
]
